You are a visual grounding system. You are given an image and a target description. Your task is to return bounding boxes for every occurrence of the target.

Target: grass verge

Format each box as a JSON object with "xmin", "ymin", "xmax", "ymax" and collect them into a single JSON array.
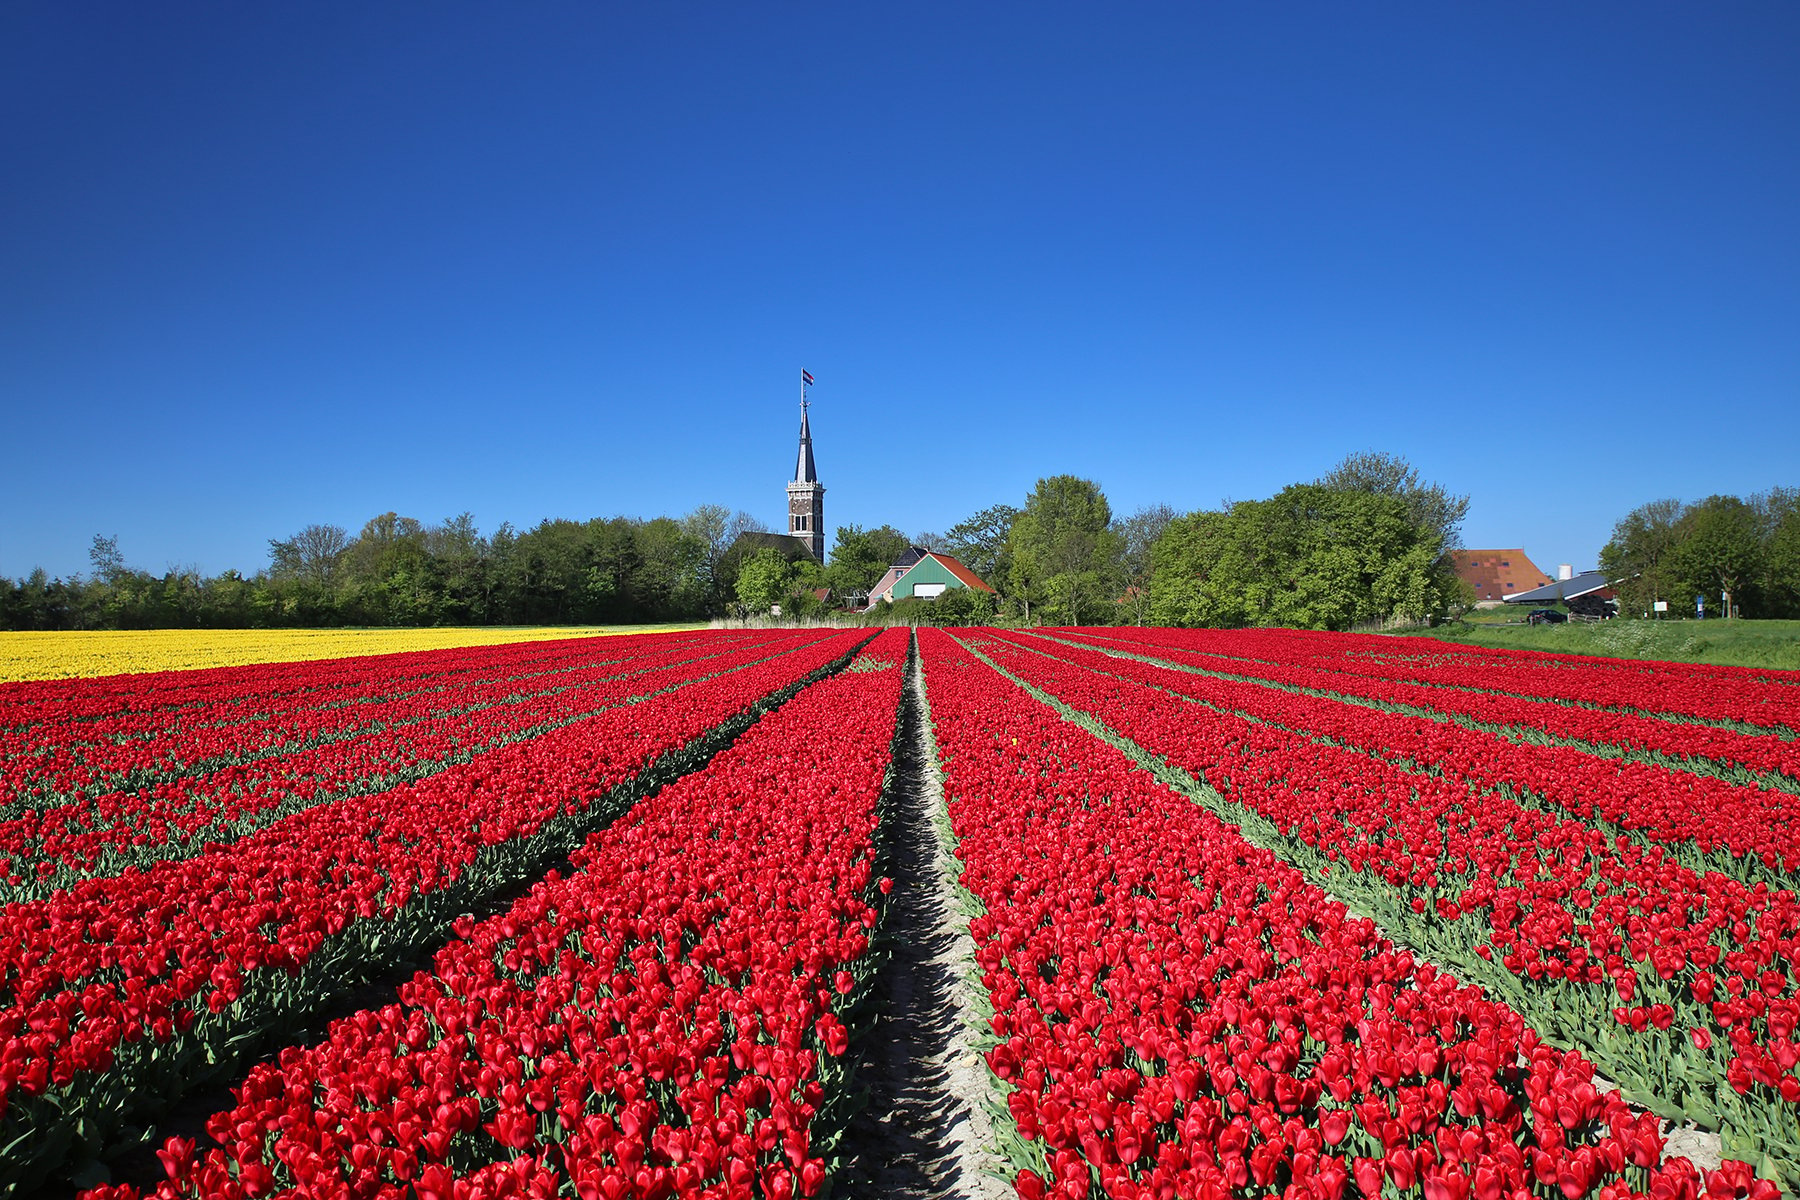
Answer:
[{"xmin": 1387, "ymin": 618, "xmax": 1800, "ymax": 671}]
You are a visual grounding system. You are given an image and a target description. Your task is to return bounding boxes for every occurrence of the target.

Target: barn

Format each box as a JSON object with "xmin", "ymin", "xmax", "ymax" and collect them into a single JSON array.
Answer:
[{"xmin": 1449, "ymin": 549, "xmax": 1556, "ymax": 607}]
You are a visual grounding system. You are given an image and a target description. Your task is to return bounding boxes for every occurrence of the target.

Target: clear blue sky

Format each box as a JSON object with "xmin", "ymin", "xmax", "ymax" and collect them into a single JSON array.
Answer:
[{"xmin": 4, "ymin": 3, "xmax": 1796, "ymax": 580}]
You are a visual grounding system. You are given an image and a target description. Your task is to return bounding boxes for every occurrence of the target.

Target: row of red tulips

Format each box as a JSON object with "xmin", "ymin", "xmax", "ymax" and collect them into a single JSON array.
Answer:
[
  {"xmin": 0, "ymin": 631, "xmax": 724, "ymax": 730},
  {"xmin": 0, "ymin": 633, "xmax": 807, "ymax": 901},
  {"xmin": 917, "ymin": 628, "xmax": 1770, "ymax": 1200},
  {"xmin": 1065, "ymin": 629, "xmax": 1800, "ymax": 782},
  {"xmin": 1005, "ymin": 631, "xmax": 1800, "ymax": 880},
  {"xmin": 0, "ymin": 632, "xmax": 719, "ymax": 847},
  {"xmin": 0, "ymin": 636, "xmax": 710, "ymax": 816},
  {"xmin": 0, "ymin": 630, "xmax": 865, "ymax": 1197},
  {"xmin": 966, "ymin": 631, "xmax": 1800, "ymax": 1184},
  {"xmin": 0, "ymin": 631, "xmax": 741, "ymax": 814},
  {"xmin": 1074, "ymin": 627, "xmax": 1800, "ymax": 734},
  {"xmin": 86, "ymin": 628, "xmax": 911, "ymax": 1200}
]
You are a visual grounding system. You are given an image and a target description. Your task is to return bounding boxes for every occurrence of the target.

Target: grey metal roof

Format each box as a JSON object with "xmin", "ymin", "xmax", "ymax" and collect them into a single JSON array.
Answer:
[
  {"xmin": 890, "ymin": 546, "xmax": 929, "ymax": 570},
  {"xmin": 1502, "ymin": 570, "xmax": 1611, "ymax": 604}
]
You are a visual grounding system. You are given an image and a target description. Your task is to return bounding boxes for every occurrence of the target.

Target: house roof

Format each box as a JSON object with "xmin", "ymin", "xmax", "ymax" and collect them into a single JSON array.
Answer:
[
  {"xmin": 920, "ymin": 551, "xmax": 994, "ymax": 593},
  {"xmin": 861, "ymin": 552, "xmax": 994, "ymax": 612},
  {"xmin": 865, "ymin": 565, "xmax": 908, "ymax": 602},
  {"xmin": 1449, "ymin": 549, "xmax": 1556, "ymax": 603},
  {"xmin": 889, "ymin": 546, "xmax": 930, "ymax": 571},
  {"xmin": 1503, "ymin": 571, "xmax": 1612, "ymax": 604}
]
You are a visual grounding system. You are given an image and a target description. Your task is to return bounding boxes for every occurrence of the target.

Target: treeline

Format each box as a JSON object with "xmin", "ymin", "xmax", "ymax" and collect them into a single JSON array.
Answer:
[
  {"xmin": 746, "ymin": 451, "xmax": 1475, "ymax": 630},
  {"xmin": 10, "ymin": 457, "xmax": 1793, "ymax": 632},
  {"xmin": 2, "ymin": 506, "xmax": 771, "ymax": 630},
  {"xmin": 1600, "ymin": 490, "xmax": 1800, "ymax": 619}
]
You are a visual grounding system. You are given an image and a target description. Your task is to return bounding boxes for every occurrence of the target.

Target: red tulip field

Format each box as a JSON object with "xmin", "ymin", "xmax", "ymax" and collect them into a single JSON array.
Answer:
[{"xmin": 2, "ymin": 626, "xmax": 1796, "ymax": 1198}]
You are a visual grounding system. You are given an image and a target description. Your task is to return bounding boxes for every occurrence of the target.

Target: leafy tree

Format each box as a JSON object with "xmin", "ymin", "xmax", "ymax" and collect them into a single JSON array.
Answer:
[
  {"xmin": 1319, "ymin": 451, "xmax": 1469, "ymax": 552},
  {"xmin": 1148, "ymin": 486, "xmax": 1450, "ymax": 630},
  {"xmin": 1118, "ymin": 503, "xmax": 1176, "ymax": 624},
  {"xmin": 269, "ymin": 524, "xmax": 350, "ymax": 587},
  {"xmin": 1757, "ymin": 488, "xmax": 1800, "ymax": 618},
  {"xmin": 1598, "ymin": 499, "xmax": 1686, "ymax": 616},
  {"xmin": 928, "ymin": 578, "xmax": 999, "ymax": 625},
  {"xmin": 734, "ymin": 548, "xmax": 793, "ymax": 614},
  {"xmin": 825, "ymin": 524, "xmax": 912, "ymax": 595},
  {"xmin": 89, "ymin": 534, "xmax": 127, "ymax": 583},
  {"xmin": 1147, "ymin": 511, "xmax": 1228, "ymax": 627},
  {"xmin": 1671, "ymin": 495, "xmax": 1762, "ymax": 619},
  {"xmin": 631, "ymin": 517, "xmax": 709, "ymax": 618},
  {"xmin": 0, "ymin": 568, "xmax": 70, "ymax": 630},
  {"xmin": 785, "ymin": 556, "xmax": 828, "ymax": 616},
  {"xmin": 1008, "ymin": 476, "xmax": 1122, "ymax": 625},
  {"xmin": 682, "ymin": 505, "xmax": 768, "ymax": 612},
  {"xmin": 943, "ymin": 504, "xmax": 1019, "ymax": 586},
  {"xmin": 680, "ymin": 504, "xmax": 731, "ymax": 563},
  {"xmin": 420, "ymin": 514, "xmax": 487, "ymax": 623}
]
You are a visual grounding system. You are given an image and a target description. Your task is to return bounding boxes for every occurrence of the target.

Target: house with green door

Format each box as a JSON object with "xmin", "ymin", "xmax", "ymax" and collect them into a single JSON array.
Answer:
[{"xmin": 864, "ymin": 547, "xmax": 995, "ymax": 610}]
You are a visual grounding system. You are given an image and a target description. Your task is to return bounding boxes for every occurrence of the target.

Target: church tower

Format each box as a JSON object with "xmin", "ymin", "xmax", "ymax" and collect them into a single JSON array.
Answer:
[{"xmin": 787, "ymin": 395, "xmax": 825, "ymax": 560}]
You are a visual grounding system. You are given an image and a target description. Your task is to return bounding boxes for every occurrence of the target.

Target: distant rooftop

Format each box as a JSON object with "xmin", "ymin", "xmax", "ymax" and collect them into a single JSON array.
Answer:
[
  {"xmin": 1449, "ymin": 548, "xmax": 1555, "ymax": 603},
  {"xmin": 1503, "ymin": 571, "xmax": 1612, "ymax": 604}
]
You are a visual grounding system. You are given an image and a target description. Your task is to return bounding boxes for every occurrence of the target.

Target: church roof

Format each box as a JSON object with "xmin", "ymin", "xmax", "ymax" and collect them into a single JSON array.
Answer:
[
  {"xmin": 794, "ymin": 404, "xmax": 817, "ymax": 484},
  {"xmin": 730, "ymin": 530, "xmax": 815, "ymax": 562}
]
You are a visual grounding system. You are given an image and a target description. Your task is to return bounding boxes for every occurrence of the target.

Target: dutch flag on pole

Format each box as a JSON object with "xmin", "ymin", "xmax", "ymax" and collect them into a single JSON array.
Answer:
[{"xmin": 802, "ymin": 370, "xmax": 815, "ymax": 387}]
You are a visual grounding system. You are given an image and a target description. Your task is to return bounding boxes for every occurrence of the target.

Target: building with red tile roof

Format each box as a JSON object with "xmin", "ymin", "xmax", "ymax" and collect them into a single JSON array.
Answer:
[
  {"xmin": 865, "ymin": 548, "xmax": 995, "ymax": 610},
  {"xmin": 1450, "ymin": 549, "xmax": 1557, "ymax": 606}
]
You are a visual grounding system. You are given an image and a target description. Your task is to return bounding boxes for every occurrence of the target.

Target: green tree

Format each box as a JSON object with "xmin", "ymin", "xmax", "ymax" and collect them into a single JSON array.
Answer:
[
  {"xmin": 943, "ymin": 504, "xmax": 1019, "ymax": 587},
  {"xmin": 1118, "ymin": 503, "xmax": 1175, "ymax": 625},
  {"xmin": 89, "ymin": 534, "xmax": 127, "ymax": 583},
  {"xmin": 825, "ymin": 524, "xmax": 912, "ymax": 595},
  {"xmin": 682, "ymin": 505, "xmax": 767, "ymax": 614},
  {"xmin": 269, "ymin": 524, "xmax": 349, "ymax": 588},
  {"xmin": 1598, "ymin": 498, "xmax": 1686, "ymax": 617},
  {"xmin": 929, "ymin": 578, "xmax": 999, "ymax": 626},
  {"xmin": 1008, "ymin": 476, "xmax": 1122, "ymax": 625},
  {"xmin": 1757, "ymin": 488, "xmax": 1800, "ymax": 618},
  {"xmin": 735, "ymin": 548, "xmax": 794, "ymax": 614},
  {"xmin": 1148, "ymin": 486, "xmax": 1450, "ymax": 630},
  {"xmin": 1671, "ymin": 495, "xmax": 1762, "ymax": 619},
  {"xmin": 1147, "ymin": 510, "xmax": 1228, "ymax": 626},
  {"xmin": 1318, "ymin": 450, "xmax": 1469, "ymax": 557},
  {"xmin": 421, "ymin": 514, "xmax": 487, "ymax": 623},
  {"xmin": 631, "ymin": 517, "xmax": 709, "ymax": 618}
]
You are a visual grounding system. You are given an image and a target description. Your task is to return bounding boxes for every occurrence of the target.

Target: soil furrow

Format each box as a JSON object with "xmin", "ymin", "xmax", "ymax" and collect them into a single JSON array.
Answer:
[{"xmin": 834, "ymin": 638, "xmax": 1008, "ymax": 1200}]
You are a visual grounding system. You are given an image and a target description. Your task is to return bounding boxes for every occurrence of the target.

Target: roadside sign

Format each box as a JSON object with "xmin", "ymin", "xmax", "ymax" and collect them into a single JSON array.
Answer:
[{"xmin": 1653, "ymin": 601, "xmax": 1668, "ymax": 612}]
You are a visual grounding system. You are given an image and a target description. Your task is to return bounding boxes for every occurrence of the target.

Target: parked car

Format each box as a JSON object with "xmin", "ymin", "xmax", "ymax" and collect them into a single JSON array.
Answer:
[{"xmin": 1527, "ymin": 608, "xmax": 1567, "ymax": 625}]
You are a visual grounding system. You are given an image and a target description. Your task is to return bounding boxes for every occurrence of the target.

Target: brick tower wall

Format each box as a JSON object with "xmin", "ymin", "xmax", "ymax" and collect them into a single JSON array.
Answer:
[{"xmin": 787, "ymin": 481, "xmax": 825, "ymax": 561}]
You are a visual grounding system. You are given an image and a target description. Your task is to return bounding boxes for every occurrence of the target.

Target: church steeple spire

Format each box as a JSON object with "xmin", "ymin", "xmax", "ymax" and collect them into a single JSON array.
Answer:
[
  {"xmin": 786, "ymin": 374, "xmax": 825, "ymax": 560},
  {"xmin": 795, "ymin": 400, "xmax": 817, "ymax": 484}
]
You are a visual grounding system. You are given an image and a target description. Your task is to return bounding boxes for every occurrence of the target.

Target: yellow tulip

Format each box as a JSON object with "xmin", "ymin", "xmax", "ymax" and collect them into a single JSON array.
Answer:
[{"xmin": 0, "ymin": 625, "xmax": 705, "ymax": 683}]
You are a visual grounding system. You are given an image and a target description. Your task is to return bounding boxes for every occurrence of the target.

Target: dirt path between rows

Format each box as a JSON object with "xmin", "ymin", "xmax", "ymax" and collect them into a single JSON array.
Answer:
[{"xmin": 833, "ymin": 647, "xmax": 1011, "ymax": 1199}]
